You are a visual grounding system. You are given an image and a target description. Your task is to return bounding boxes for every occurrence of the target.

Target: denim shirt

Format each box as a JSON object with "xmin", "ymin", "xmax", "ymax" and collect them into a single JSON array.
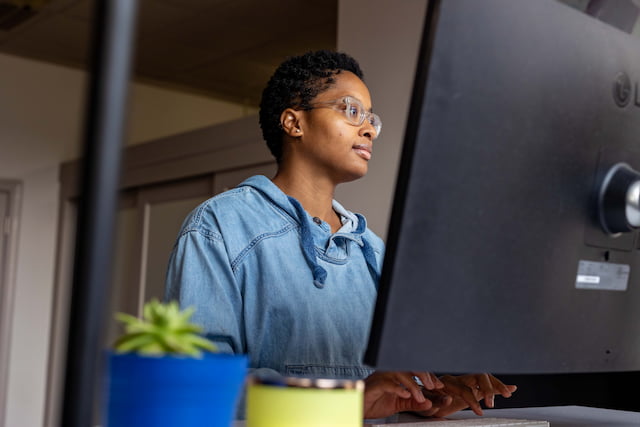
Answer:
[{"xmin": 165, "ymin": 175, "xmax": 385, "ymax": 380}]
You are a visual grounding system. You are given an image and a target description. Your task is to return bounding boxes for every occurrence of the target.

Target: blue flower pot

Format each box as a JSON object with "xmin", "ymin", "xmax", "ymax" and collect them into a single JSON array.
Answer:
[{"xmin": 104, "ymin": 352, "xmax": 248, "ymax": 427}]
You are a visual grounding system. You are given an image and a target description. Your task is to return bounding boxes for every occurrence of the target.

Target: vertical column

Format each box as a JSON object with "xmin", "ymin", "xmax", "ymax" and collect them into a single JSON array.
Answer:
[{"xmin": 60, "ymin": 1, "xmax": 138, "ymax": 426}]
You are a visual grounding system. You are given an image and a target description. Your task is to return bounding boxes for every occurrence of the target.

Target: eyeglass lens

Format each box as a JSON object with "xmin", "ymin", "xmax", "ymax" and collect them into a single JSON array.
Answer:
[{"xmin": 344, "ymin": 97, "xmax": 382, "ymax": 135}]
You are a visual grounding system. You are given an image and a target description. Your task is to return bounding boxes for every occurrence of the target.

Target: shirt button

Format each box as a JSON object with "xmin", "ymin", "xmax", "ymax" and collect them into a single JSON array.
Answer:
[{"xmin": 313, "ymin": 217, "xmax": 322, "ymax": 225}]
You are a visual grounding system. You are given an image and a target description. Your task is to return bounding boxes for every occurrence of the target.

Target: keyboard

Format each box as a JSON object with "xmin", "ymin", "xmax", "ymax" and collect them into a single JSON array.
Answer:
[{"xmin": 365, "ymin": 416, "xmax": 549, "ymax": 426}]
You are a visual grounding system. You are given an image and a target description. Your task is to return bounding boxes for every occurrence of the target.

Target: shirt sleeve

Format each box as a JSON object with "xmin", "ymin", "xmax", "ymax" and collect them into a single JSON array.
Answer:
[{"xmin": 164, "ymin": 228, "xmax": 244, "ymax": 355}]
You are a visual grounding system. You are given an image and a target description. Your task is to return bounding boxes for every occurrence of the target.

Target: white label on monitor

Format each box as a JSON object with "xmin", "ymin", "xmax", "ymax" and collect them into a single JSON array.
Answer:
[
  {"xmin": 576, "ymin": 274, "xmax": 600, "ymax": 284},
  {"xmin": 575, "ymin": 260, "xmax": 629, "ymax": 291}
]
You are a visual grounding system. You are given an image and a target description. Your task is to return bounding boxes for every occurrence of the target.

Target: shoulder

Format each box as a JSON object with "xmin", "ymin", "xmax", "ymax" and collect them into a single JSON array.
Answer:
[{"xmin": 178, "ymin": 185, "xmax": 293, "ymax": 241}]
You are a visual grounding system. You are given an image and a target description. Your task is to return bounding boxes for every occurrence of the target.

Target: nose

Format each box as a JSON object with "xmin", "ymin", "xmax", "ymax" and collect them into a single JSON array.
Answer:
[{"xmin": 359, "ymin": 120, "xmax": 378, "ymax": 141}]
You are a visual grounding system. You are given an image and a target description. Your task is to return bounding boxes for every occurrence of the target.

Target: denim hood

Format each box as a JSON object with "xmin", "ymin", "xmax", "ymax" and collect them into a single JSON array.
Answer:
[{"xmin": 237, "ymin": 175, "xmax": 380, "ymax": 289}]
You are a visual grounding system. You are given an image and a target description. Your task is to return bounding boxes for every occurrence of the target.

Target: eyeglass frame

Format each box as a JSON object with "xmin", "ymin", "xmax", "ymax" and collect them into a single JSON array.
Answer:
[{"xmin": 299, "ymin": 96, "xmax": 382, "ymax": 137}]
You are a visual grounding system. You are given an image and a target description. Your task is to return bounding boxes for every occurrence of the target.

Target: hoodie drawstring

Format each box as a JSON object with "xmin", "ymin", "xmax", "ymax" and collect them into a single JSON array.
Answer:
[
  {"xmin": 354, "ymin": 213, "xmax": 380, "ymax": 285},
  {"xmin": 288, "ymin": 196, "xmax": 328, "ymax": 288},
  {"xmin": 360, "ymin": 237, "xmax": 380, "ymax": 285}
]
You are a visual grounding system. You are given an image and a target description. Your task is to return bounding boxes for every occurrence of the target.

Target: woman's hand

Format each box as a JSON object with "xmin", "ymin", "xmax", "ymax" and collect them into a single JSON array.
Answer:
[
  {"xmin": 363, "ymin": 371, "xmax": 450, "ymax": 419},
  {"xmin": 414, "ymin": 373, "xmax": 517, "ymax": 418}
]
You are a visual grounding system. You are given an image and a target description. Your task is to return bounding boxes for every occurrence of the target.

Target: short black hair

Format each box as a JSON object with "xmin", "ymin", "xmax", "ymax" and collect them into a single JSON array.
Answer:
[{"xmin": 259, "ymin": 50, "xmax": 364, "ymax": 163}]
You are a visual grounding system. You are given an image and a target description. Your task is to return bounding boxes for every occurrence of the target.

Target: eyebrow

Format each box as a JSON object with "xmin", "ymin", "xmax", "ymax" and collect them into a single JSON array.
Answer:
[{"xmin": 346, "ymin": 95, "xmax": 374, "ymax": 112}]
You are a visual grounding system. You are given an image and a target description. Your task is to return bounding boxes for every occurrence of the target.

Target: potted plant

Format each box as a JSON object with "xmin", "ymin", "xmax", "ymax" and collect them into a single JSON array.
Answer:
[{"xmin": 103, "ymin": 299, "xmax": 248, "ymax": 427}]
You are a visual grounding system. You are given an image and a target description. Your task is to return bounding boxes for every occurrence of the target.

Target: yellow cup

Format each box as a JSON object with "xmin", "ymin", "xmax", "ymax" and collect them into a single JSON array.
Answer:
[{"xmin": 246, "ymin": 377, "xmax": 364, "ymax": 427}]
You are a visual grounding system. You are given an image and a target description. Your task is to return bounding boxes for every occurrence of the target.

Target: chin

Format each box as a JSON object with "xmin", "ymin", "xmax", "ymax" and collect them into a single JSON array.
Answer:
[{"xmin": 342, "ymin": 167, "xmax": 368, "ymax": 183}]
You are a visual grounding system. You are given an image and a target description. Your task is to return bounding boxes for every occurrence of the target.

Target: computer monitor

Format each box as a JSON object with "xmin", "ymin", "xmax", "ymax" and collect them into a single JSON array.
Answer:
[{"xmin": 365, "ymin": 0, "xmax": 640, "ymax": 408}]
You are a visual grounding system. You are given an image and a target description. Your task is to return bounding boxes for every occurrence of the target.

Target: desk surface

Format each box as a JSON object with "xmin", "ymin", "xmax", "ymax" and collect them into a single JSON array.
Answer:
[
  {"xmin": 235, "ymin": 406, "xmax": 639, "ymax": 426},
  {"xmin": 368, "ymin": 406, "xmax": 639, "ymax": 426}
]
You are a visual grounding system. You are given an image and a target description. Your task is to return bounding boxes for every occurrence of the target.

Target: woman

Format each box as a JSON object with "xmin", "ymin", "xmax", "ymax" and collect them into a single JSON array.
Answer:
[{"xmin": 165, "ymin": 50, "xmax": 516, "ymax": 419}]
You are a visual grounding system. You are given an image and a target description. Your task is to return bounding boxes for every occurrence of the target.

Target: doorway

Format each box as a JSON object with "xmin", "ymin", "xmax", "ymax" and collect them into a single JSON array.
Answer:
[
  {"xmin": 44, "ymin": 115, "xmax": 276, "ymax": 426},
  {"xmin": 106, "ymin": 162, "xmax": 276, "ymax": 346},
  {"xmin": 0, "ymin": 180, "xmax": 21, "ymax": 427}
]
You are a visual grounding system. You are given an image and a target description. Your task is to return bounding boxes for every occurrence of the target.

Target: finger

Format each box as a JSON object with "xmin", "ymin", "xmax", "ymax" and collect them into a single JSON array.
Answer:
[
  {"xmin": 488, "ymin": 375, "xmax": 517, "ymax": 398},
  {"xmin": 443, "ymin": 378, "xmax": 483, "ymax": 416},
  {"xmin": 393, "ymin": 373, "xmax": 427, "ymax": 403},
  {"xmin": 381, "ymin": 378, "xmax": 412, "ymax": 400},
  {"xmin": 367, "ymin": 372, "xmax": 413, "ymax": 400},
  {"xmin": 397, "ymin": 395, "xmax": 434, "ymax": 413},
  {"xmin": 414, "ymin": 372, "xmax": 444, "ymax": 390},
  {"xmin": 453, "ymin": 389, "xmax": 483, "ymax": 416},
  {"xmin": 385, "ymin": 372, "xmax": 426, "ymax": 403},
  {"xmin": 412, "ymin": 393, "xmax": 452, "ymax": 418},
  {"xmin": 429, "ymin": 393, "xmax": 454, "ymax": 417},
  {"xmin": 476, "ymin": 373, "xmax": 495, "ymax": 408},
  {"xmin": 424, "ymin": 388, "xmax": 471, "ymax": 418},
  {"xmin": 427, "ymin": 391, "xmax": 453, "ymax": 408},
  {"xmin": 461, "ymin": 387, "xmax": 484, "ymax": 416}
]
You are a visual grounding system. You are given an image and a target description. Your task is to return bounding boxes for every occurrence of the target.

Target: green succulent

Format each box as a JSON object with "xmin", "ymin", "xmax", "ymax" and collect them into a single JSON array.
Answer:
[{"xmin": 113, "ymin": 299, "xmax": 217, "ymax": 357}]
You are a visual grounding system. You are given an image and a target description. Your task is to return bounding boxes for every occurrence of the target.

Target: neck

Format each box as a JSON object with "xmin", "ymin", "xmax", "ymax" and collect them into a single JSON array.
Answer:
[{"xmin": 271, "ymin": 164, "xmax": 342, "ymax": 232}]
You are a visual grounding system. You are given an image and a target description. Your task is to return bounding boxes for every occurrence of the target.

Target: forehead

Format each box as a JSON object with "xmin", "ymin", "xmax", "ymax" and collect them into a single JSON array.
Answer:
[{"xmin": 315, "ymin": 71, "xmax": 372, "ymax": 106}]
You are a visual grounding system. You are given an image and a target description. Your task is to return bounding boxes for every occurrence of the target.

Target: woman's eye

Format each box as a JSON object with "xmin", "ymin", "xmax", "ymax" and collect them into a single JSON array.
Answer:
[{"xmin": 346, "ymin": 105, "xmax": 360, "ymax": 119}]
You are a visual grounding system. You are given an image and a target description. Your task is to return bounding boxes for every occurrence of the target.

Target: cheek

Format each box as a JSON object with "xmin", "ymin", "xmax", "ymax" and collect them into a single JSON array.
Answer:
[{"xmin": 334, "ymin": 123, "xmax": 347, "ymax": 138}]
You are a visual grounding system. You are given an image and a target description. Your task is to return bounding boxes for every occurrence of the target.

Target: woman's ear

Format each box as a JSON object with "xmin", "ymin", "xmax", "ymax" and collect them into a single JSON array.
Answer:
[{"xmin": 280, "ymin": 109, "xmax": 303, "ymax": 137}]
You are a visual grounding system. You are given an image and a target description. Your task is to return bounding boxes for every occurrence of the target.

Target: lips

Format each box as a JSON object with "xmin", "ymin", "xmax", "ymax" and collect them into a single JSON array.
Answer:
[{"xmin": 353, "ymin": 144, "xmax": 372, "ymax": 161}]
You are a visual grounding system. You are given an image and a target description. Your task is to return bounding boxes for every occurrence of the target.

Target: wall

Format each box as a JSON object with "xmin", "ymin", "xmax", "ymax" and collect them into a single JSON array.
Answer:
[
  {"xmin": 336, "ymin": 0, "xmax": 428, "ymax": 239},
  {"xmin": 0, "ymin": 52, "xmax": 253, "ymax": 427}
]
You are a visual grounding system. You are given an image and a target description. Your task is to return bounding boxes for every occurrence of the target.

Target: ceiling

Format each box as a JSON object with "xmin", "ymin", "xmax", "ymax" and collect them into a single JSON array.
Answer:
[{"xmin": 0, "ymin": 0, "xmax": 337, "ymax": 106}]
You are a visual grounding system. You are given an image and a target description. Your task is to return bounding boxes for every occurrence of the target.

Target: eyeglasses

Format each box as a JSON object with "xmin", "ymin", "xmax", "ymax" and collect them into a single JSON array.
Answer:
[{"xmin": 304, "ymin": 96, "xmax": 382, "ymax": 137}]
